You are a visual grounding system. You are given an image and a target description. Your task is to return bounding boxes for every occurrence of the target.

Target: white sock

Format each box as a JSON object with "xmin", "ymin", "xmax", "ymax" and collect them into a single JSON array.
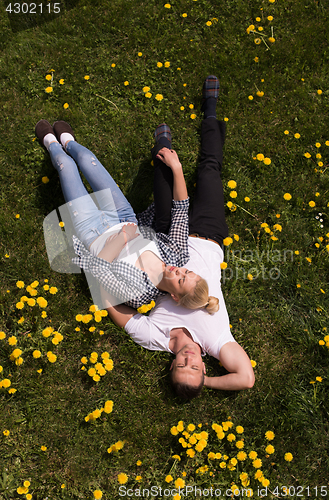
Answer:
[
  {"xmin": 43, "ymin": 133, "xmax": 58, "ymax": 150},
  {"xmin": 60, "ymin": 132, "xmax": 75, "ymax": 149}
]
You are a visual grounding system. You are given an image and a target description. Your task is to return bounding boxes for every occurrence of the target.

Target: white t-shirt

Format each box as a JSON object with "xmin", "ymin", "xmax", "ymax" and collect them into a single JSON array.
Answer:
[{"xmin": 125, "ymin": 237, "xmax": 235, "ymax": 359}]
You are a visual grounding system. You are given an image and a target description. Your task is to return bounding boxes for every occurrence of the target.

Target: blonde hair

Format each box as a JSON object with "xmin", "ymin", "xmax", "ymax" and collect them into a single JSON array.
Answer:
[{"xmin": 177, "ymin": 278, "xmax": 219, "ymax": 314}]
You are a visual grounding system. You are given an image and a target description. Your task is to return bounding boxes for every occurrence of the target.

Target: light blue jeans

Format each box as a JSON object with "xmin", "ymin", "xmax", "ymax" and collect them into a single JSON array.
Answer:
[{"xmin": 48, "ymin": 141, "xmax": 137, "ymax": 248}]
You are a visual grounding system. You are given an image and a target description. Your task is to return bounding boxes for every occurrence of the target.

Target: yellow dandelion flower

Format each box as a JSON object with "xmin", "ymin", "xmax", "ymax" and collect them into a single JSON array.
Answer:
[
  {"xmin": 59, "ymin": 79, "xmax": 64, "ymax": 84},
  {"xmin": 117, "ymin": 473, "xmax": 128, "ymax": 484},
  {"xmin": 263, "ymin": 157, "xmax": 271, "ymax": 165},
  {"xmin": 227, "ymin": 180, "xmax": 237, "ymax": 189},
  {"xmin": 138, "ymin": 52, "xmax": 142, "ymax": 56},
  {"xmin": 45, "ymin": 74, "xmax": 52, "ymax": 81},
  {"xmin": 104, "ymin": 400, "xmax": 114, "ymax": 413},
  {"xmin": 84, "ymin": 75, "xmax": 90, "ymax": 80},
  {"xmin": 164, "ymin": 61, "xmax": 170, "ymax": 67},
  {"xmin": 266, "ymin": 444, "xmax": 275, "ymax": 454},
  {"xmin": 165, "ymin": 475, "xmax": 173, "ymax": 483},
  {"xmin": 182, "ymin": 13, "xmax": 187, "ymax": 17},
  {"xmin": 254, "ymin": 38, "xmax": 261, "ymax": 45},
  {"xmin": 294, "ymin": 133, "xmax": 301, "ymax": 139},
  {"xmin": 309, "ymin": 200, "xmax": 315, "ymax": 207},
  {"xmin": 63, "ymin": 103, "xmax": 69, "ymax": 109},
  {"xmin": 157, "ymin": 62, "xmax": 163, "ymax": 68},
  {"xmin": 155, "ymin": 94, "xmax": 163, "ymax": 101},
  {"xmin": 268, "ymin": 37, "xmax": 275, "ymax": 43},
  {"xmin": 223, "ymin": 237, "xmax": 233, "ymax": 246},
  {"xmin": 124, "ymin": 81, "xmax": 129, "ymax": 86},
  {"xmin": 45, "ymin": 87, "xmax": 53, "ymax": 93},
  {"xmin": 93, "ymin": 490, "xmax": 103, "ymax": 499},
  {"xmin": 248, "ymin": 95, "xmax": 254, "ymax": 100},
  {"xmin": 253, "ymin": 458, "xmax": 262, "ymax": 468},
  {"xmin": 206, "ymin": 21, "xmax": 212, "ymax": 26},
  {"xmin": 265, "ymin": 430, "xmax": 275, "ymax": 440},
  {"xmin": 317, "ymin": 89, "xmax": 322, "ymax": 95},
  {"xmin": 284, "ymin": 452, "xmax": 293, "ymax": 461},
  {"xmin": 247, "ymin": 274, "xmax": 253, "ymax": 280},
  {"xmin": 283, "ymin": 193, "xmax": 292, "ymax": 200}
]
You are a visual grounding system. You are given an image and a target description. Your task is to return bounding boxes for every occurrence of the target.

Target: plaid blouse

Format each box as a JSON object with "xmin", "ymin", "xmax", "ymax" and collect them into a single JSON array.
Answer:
[{"xmin": 72, "ymin": 198, "xmax": 189, "ymax": 308}]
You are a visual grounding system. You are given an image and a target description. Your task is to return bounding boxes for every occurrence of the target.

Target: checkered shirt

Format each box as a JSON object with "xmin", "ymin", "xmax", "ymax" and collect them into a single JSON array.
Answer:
[{"xmin": 72, "ymin": 198, "xmax": 190, "ymax": 308}]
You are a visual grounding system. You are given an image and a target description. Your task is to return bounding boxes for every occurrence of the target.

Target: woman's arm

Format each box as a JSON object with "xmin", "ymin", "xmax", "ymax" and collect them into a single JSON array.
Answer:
[
  {"xmin": 97, "ymin": 224, "xmax": 138, "ymax": 262},
  {"xmin": 156, "ymin": 148, "xmax": 188, "ymax": 201},
  {"xmin": 100, "ymin": 286, "xmax": 138, "ymax": 328}
]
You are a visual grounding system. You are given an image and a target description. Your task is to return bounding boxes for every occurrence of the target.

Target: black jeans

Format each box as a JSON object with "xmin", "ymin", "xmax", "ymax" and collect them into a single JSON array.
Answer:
[{"xmin": 151, "ymin": 118, "xmax": 229, "ymax": 247}]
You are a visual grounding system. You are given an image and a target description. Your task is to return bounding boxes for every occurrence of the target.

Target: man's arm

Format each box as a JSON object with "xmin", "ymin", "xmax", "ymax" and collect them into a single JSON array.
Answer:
[
  {"xmin": 204, "ymin": 342, "xmax": 255, "ymax": 391},
  {"xmin": 100, "ymin": 286, "xmax": 137, "ymax": 328}
]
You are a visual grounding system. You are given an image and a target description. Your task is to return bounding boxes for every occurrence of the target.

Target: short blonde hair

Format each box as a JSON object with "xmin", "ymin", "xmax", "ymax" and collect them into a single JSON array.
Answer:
[{"xmin": 177, "ymin": 277, "xmax": 219, "ymax": 314}]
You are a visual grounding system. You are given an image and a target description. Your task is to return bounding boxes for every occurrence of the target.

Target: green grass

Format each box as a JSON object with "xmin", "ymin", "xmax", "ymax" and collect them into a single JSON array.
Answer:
[{"xmin": 0, "ymin": 0, "xmax": 329, "ymax": 498}]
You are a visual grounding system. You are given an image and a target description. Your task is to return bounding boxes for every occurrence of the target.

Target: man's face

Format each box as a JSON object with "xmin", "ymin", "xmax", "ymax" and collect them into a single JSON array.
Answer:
[
  {"xmin": 163, "ymin": 266, "xmax": 200, "ymax": 300},
  {"xmin": 170, "ymin": 343, "xmax": 205, "ymax": 388}
]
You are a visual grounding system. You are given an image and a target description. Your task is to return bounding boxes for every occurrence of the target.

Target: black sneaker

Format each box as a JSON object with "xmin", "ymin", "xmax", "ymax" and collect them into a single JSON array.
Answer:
[{"xmin": 35, "ymin": 119, "xmax": 54, "ymax": 146}]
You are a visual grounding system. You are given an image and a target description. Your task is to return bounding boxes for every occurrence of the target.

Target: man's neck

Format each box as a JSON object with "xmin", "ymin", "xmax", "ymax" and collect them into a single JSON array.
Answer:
[{"xmin": 169, "ymin": 327, "xmax": 200, "ymax": 354}]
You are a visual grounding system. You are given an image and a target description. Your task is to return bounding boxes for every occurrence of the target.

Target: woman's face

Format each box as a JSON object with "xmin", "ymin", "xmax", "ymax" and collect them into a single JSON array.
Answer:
[{"xmin": 163, "ymin": 265, "xmax": 200, "ymax": 299}]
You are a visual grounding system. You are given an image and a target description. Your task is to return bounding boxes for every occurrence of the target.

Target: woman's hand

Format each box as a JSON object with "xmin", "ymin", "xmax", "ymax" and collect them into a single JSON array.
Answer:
[
  {"xmin": 156, "ymin": 147, "xmax": 182, "ymax": 172},
  {"xmin": 98, "ymin": 224, "xmax": 138, "ymax": 262},
  {"xmin": 119, "ymin": 223, "xmax": 139, "ymax": 243}
]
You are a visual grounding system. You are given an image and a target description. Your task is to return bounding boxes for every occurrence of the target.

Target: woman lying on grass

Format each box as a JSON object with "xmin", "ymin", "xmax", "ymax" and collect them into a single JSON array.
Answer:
[
  {"xmin": 35, "ymin": 119, "xmax": 219, "ymax": 313},
  {"xmin": 99, "ymin": 75, "xmax": 255, "ymax": 399}
]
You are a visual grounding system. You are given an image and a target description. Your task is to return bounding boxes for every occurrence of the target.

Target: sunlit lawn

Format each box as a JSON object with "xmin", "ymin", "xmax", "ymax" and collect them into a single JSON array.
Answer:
[{"xmin": 0, "ymin": 0, "xmax": 329, "ymax": 498}]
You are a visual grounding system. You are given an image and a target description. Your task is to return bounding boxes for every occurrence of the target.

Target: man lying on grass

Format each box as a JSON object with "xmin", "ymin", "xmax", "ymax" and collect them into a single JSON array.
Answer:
[{"xmin": 101, "ymin": 76, "xmax": 255, "ymax": 400}]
